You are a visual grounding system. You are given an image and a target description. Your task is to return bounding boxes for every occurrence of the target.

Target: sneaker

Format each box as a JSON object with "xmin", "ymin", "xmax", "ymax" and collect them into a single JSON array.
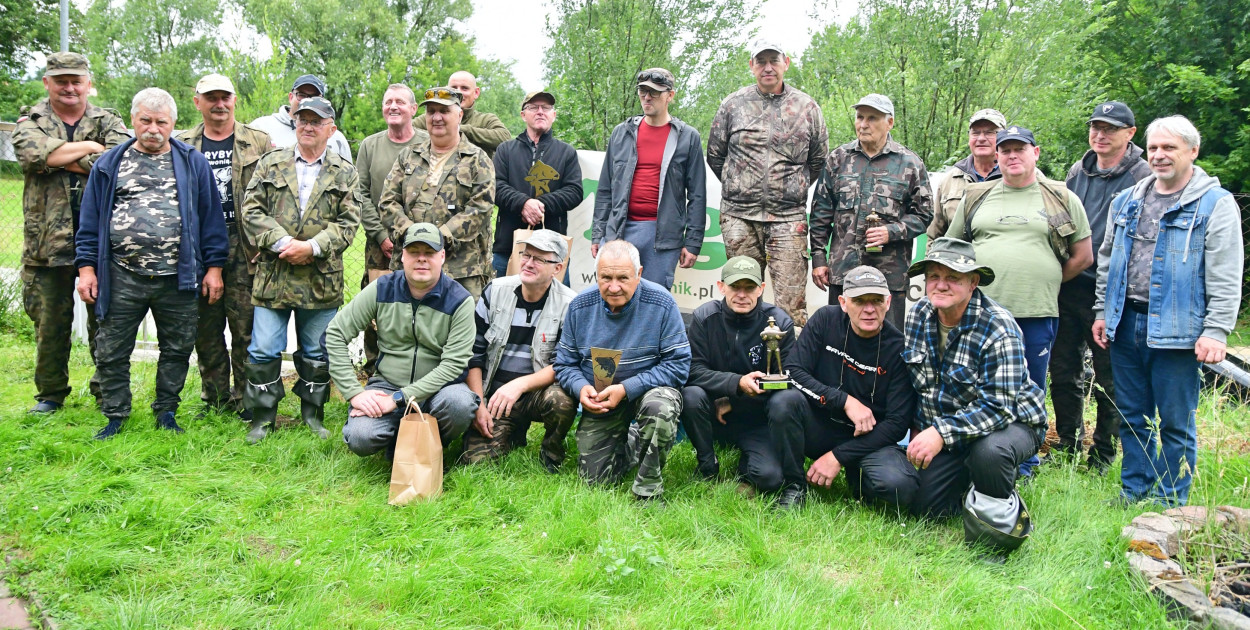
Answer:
[
  {"xmin": 694, "ymin": 460, "xmax": 720, "ymax": 481},
  {"xmin": 777, "ymin": 485, "xmax": 806, "ymax": 511},
  {"xmin": 156, "ymin": 411, "xmax": 185, "ymax": 434},
  {"xmin": 632, "ymin": 492, "xmax": 666, "ymax": 508},
  {"xmin": 28, "ymin": 400, "xmax": 63, "ymax": 415},
  {"xmin": 94, "ymin": 419, "xmax": 124, "ymax": 440}
]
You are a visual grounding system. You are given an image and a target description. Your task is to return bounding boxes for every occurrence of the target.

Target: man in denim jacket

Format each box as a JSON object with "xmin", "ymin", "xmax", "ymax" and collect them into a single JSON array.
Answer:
[{"xmin": 1093, "ymin": 115, "xmax": 1243, "ymax": 507}]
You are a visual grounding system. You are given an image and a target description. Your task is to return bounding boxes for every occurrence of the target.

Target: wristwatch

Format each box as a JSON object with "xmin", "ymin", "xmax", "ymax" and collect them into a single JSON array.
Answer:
[{"xmin": 392, "ymin": 390, "xmax": 406, "ymax": 407}]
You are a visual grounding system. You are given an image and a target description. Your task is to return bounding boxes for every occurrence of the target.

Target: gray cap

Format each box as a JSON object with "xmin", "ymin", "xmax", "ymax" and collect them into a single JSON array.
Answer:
[
  {"xmin": 44, "ymin": 52, "xmax": 90, "ymax": 77},
  {"xmin": 852, "ymin": 93, "xmax": 894, "ymax": 117},
  {"xmin": 842, "ymin": 266, "xmax": 890, "ymax": 298},
  {"xmin": 750, "ymin": 40, "xmax": 786, "ymax": 59},
  {"xmin": 969, "ymin": 108, "xmax": 1006, "ymax": 130},
  {"xmin": 907, "ymin": 237, "xmax": 994, "ymax": 285},
  {"xmin": 292, "ymin": 96, "xmax": 335, "ymax": 120},
  {"xmin": 518, "ymin": 229, "xmax": 568, "ymax": 262},
  {"xmin": 402, "ymin": 223, "xmax": 444, "ymax": 251},
  {"xmin": 722, "ymin": 256, "xmax": 763, "ymax": 285}
]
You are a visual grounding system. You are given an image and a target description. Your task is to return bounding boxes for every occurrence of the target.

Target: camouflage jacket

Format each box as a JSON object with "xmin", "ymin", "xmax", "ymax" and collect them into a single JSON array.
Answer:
[
  {"xmin": 239, "ymin": 147, "xmax": 362, "ymax": 309},
  {"xmin": 176, "ymin": 121, "xmax": 273, "ymax": 266},
  {"xmin": 809, "ymin": 138, "xmax": 934, "ymax": 291},
  {"xmin": 377, "ymin": 135, "xmax": 496, "ymax": 279},
  {"xmin": 928, "ymin": 155, "xmax": 1000, "ymax": 240},
  {"xmin": 706, "ymin": 83, "xmax": 828, "ymax": 222},
  {"xmin": 13, "ymin": 99, "xmax": 130, "ymax": 267},
  {"xmin": 414, "ymin": 108, "xmax": 511, "ymax": 158}
]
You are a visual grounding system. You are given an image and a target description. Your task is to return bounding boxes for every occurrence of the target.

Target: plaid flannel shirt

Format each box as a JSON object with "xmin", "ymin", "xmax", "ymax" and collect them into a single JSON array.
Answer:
[{"xmin": 902, "ymin": 290, "xmax": 1047, "ymax": 450}]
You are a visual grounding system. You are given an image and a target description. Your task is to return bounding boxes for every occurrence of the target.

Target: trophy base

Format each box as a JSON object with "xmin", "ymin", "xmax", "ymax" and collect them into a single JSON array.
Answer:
[
  {"xmin": 758, "ymin": 376, "xmax": 790, "ymax": 390},
  {"xmin": 865, "ymin": 246, "xmax": 882, "ymax": 253}
]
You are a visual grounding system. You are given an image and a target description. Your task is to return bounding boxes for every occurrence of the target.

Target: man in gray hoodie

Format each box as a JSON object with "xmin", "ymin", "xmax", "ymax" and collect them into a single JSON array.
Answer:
[{"xmin": 1051, "ymin": 101, "xmax": 1151, "ymax": 472}]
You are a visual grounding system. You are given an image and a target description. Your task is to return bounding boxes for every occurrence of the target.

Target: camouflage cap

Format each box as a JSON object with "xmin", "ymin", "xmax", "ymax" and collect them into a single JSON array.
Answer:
[
  {"xmin": 44, "ymin": 52, "xmax": 90, "ymax": 77},
  {"xmin": 907, "ymin": 237, "xmax": 995, "ymax": 286},
  {"xmin": 969, "ymin": 108, "xmax": 1006, "ymax": 130},
  {"xmin": 842, "ymin": 265, "xmax": 890, "ymax": 297},
  {"xmin": 421, "ymin": 86, "xmax": 462, "ymax": 108},
  {"xmin": 522, "ymin": 90, "xmax": 556, "ymax": 107},
  {"xmin": 402, "ymin": 223, "xmax": 444, "ymax": 251},
  {"xmin": 518, "ymin": 229, "xmax": 568, "ymax": 262},
  {"xmin": 293, "ymin": 96, "xmax": 335, "ymax": 119},
  {"xmin": 722, "ymin": 256, "xmax": 763, "ymax": 286},
  {"xmin": 852, "ymin": 93, "xmax": 894, "ymax": 117}
]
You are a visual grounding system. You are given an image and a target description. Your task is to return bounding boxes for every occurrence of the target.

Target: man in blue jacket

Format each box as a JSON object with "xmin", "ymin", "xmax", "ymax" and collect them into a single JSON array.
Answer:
[
  {"xmin": 554, "ymin": 240, "xmax": 691, "ymax": 501},
  {"xmin": 75, "ymin": 87, "xmax": 229, "ymax": 440}
]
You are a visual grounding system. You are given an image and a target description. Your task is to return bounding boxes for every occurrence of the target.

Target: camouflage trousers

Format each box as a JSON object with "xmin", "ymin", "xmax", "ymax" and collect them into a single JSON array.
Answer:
[
  {"xmin": 456, "ymin": 274, "xmax": 488, "ymax": 303},
  {"xmin": 576, "ymin": 386, "xmax": 682, "ymax": 497},
  {"xmin": 360, "ymin": 266, "xmax": 394, "ymax": 376},
  {"xmin": 21, "ymin": 265, "xmax": 100, "ymax": 405},
  {"xmin": 195, "ymin": 228, "xmax": 254, "ymax": 410},
  {"xmin": 462, "ymin": 382, "xmax": 578, "ymax": 468},
  {"xmin": 720, "ymin": 215, "xmax": 810, "ymax": 327}
]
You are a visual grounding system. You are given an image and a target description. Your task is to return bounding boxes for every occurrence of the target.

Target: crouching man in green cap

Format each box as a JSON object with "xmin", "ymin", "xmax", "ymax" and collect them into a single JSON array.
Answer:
[{"xmin": 899, "ymin": 237, "xmax": 1047, "ymax": 556}]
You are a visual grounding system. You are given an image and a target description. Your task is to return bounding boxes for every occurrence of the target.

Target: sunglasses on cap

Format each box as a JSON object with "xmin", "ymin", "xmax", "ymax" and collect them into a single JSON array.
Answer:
[
  {"xmin": 424, "ymin": 88, "xmax": 460, "ymax": 102},
  {"xmin": 636, "ymin": 70, "xmax": 673, "ymax": 89}
]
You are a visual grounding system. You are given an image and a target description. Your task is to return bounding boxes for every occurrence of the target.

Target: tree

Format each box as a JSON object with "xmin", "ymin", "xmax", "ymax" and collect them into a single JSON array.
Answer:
[{"xmin": 0, "ymin": 0, "xmax": 79, "ymax": 78}]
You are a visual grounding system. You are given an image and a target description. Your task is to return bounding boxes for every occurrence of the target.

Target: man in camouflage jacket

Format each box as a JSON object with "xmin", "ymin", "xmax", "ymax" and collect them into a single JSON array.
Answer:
[
  {"xmin": 707, "ymin": 41, "xmax": 828, "ymax": 327},
  {"xmin": 810, "ymin": 94, "xmax": 933, "ymax": 331},
  {"xmin": 176, "ymin": 73, "xmax": 273, "ymax": 417},
  {"xmin": 378, "ymin": 87, "xmax": 495, "ymax": 300},
  {"xmin": 239, "ymin": 97, "xmax": 361, "ymax": 444},
  {"xmin": 14, "ymin": 52, "xmax": 129, "ymax": 414}
]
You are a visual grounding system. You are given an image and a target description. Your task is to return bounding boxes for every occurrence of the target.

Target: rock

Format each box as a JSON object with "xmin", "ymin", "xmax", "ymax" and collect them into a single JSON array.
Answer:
[
  {"xmin": 1122, "ymin": 524, "xmax": 1180, "ymax": 559},
  {"xmin": 1218, "ymin": 506, "xmax": 1250, "ymax": 532},
  {"xmin": 1133, "ymin": 511, "xmax": 1193, "ymax": 535},
  {"xmin": 1154, "ymin": 580, "xmax": 1212, "ymax": 622},
  {"xmin": 1127, "ymin": 551, "xmax": 1184, "ymax": 580},
  {"xmin": 1165, "ymin": 505, "xmax": 1231, "ymax": 528},
  {"xmin": 1210, "ymin": 607, "xmax": 1250, "ymax": 630}
]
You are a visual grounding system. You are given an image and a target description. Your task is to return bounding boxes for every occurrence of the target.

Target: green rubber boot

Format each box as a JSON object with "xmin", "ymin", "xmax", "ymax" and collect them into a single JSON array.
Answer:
[{"xmin": 243, "ymin": 360, "xmax": 284, "ymax": 444}]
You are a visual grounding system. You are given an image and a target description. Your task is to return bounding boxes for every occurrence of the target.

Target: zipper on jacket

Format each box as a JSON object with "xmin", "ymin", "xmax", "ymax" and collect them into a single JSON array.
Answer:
[{"xmin": 410, "ymin": 300, "xmax": 421, "ymax": 384}]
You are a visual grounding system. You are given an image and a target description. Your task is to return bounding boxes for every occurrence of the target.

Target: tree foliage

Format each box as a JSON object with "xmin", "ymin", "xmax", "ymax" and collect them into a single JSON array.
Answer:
[{"xmin": 0, "ymin": 0, "xmax": 79, "ymax": 77}]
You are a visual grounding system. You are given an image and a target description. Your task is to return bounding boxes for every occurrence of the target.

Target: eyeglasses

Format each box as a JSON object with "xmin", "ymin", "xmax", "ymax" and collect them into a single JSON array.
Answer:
[
  {"xmin": 424, "ymin": 88, "xmax": 459, "ymax": 102},
  {"xmin": 635, "ymin": 70, "xmax": 673, "ymax": 90},
  {"xmin": 1089, "ymin": 123, "xmax": 1125, "ymax": 136},
  {"xmin": 523, "ymin": 104, "xmax": 555, "ymax": 112},
  {"xmin": 293, "ymin": 91, "xmax": 319, "ymax": 100},
  {"xmin": 519, "ymin": 252, "xmax": 560, "ymax": 265},
  {"xmin": 969, "ymin": 129, "xmax": 998, "ymax": 138},
  {"xmin": 295, "ymin": 118, "xmax": 331, "ymax": 128},
  {"xmin": 637, "ymin": 87, "xmax": 665, "ymax": 99}
]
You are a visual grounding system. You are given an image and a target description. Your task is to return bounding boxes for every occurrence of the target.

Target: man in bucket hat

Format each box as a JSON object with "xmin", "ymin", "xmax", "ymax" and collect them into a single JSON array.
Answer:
[{"xmin": 898, "ymin": 237, "xmax": 1047, "ymax": 556}]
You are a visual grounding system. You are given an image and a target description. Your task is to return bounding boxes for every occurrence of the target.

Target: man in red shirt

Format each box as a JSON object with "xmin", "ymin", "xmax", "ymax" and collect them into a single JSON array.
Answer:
[{"xmin": 592, "ymin": 68, "xmax": 707, "ymax": 289}]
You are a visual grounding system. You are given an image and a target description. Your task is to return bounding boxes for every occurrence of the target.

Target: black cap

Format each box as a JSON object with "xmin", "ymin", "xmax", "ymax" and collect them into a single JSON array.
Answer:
[
  {"xmin": 292, "ymin": 74, "xmax": 326, "ymax": 96},
  {"xmin": 996, "ymin": 125, "xmax": 1037, "ymax": 147},
  {"xmin": 1088, "ymin": 101, "xmax": 1135, "ymax": 128}
]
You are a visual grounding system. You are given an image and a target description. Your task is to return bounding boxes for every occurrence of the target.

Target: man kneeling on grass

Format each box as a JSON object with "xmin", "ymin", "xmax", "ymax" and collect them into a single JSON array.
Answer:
[
  {"xmin": 553, "ymin": 240, "xmax": 690, "ymax": 502},
  {"xmin": 898, "ymin": 238, "xmax": 1047, "ymax": 556},
  {"xmin": 326, "ymin": 223, "xmax": 478, "ymax": 460}
]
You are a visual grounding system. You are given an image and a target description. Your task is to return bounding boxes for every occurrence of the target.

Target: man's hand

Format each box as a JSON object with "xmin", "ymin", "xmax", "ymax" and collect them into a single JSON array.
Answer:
[
  {"xmin": 579, "ymin": 385, "xmax": 607, "ymax": 414},
  {"xmin": 679, "ymin": 248, "xmax": 697, "ymax": 268},
  {"xmin": 487, "ymin": 379, "xmax": 527, "ymax": 419},
  {"xmin": 715, "ymin": 397, "xmax": 732, "ymax": 425},
  {"xmin": 521, "ymin": 199, "xmax": 545, "ymax": 226},
  {"xmin": 865, "ymin": 226, "xmax": 890, "ymax": 248},
  {"xmin": 906, "ymin": 426, "xmax": 944, "ymax": 470},
  {"xmin": 77, "ymin": 267, "xmax": 98, "ymax": 304},
  {"xmin": 812, "ymin": 265, "xmax": 831, "ymax": 291},
  {"xmin": 594, "ymin": 384, "xmax": 627, "ymax": 411},
  {"xmin": 1091, "ymin": 319, "xmax": 1108, "ymax": 349},
  {"xmin": 472, "ymin": 402, "xmax": 494, "ymax": 439},
  {"xmin": 278, "ymin": 239, "xmax": 315, "ymax": 265},
  {"xmin": 590, "ymin": 243, "xmax": 599, "ymax": 258},
  {"xmin": 738, "ymin": 371, "xmax": 767, "ymax": 396},
  {"xmin": 806, "ymin": 451, "xmax": 842, "ymax": 487},
  {"xmin": 380, "ymin": 238, "xmax": 394, "ymax": 259},
  {"xmin": 1195, "ymin": 336, "xmax": 1227, "ymax": 364},
  {"xmin": 202, "ymin": 267, "xmax": 224, "ymax": 304},
  {"xmin": 843, "ymin": 395, "xmax": 876, "ymax": 436},
  {"xmin": 349, "ymin": 390, "xmax": 397, "ymax": 418}
]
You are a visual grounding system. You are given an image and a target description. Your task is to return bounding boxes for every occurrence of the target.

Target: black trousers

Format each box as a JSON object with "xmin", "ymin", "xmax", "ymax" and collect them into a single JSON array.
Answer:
[
  {"xmin": 681, "ymin": 386, "xmax": 796, "ymax": 492},
  {"xmin": 910, "ymin": 422, "xmax": 1042, "ymax": 519},
  {"xmin": 828, "ymin": 284, "xmax": 906, "ymax": 331},
  {"xmin": 1049, "ymin": 278, "xmax": 1119, "ymax": 463}
]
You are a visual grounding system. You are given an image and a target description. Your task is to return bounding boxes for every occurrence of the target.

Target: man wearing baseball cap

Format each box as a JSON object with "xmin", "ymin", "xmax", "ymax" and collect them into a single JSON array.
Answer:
[
  {"xmin": 1050, "ymin": 101, "xmax": 1149, "ymax": 472},
  {"xmin": 414, "ymin": 71, "xmax": 511, "ymax": 157},
  {"xmin": 810, "ymin": 93, "xmax": 933, "ymax": 332},
  {"xmin": 680, "ymin": 256, "xmax": 796, "ymax": 498},
  {"xmin": 239, "ymin": 96, "xmax": 362, "ymax": 444},
  {"xmin": 769, "ymin": 265, "xmax": 917, "ymax": 510},
  {"xmin": 378, "ymin": 87, "xmax": 495, "ymax": 301},
  {"xmin": 492, "ymin": 90, "xmax": 582, "ymax": 281},
  {"xmin": 928, "ymin": 108, "xmax": 1007, "ymax": 240},
  {"xmin": 250, "ymin": 73, "xmax": 352, "ymax": 161},
  {"xmin": 461, "ymin": 229, "xmax": 579, "ymax": 471},
  {"xmin": 708, "ymin": 41, "xmax": 827, "ymax": 326},
  {"xmin": 13, "ymin": 51, "xmax": 129, "ymax": 415},
  {"xmin": 177, "ymin": 73, "xmax": 274, "ymax": 420},
  {"xmin": 329, "ymin": 223, "xmax": 479, "ymax": 462},
  {"xmin": 900, "ymin": 238, "xmax": 1047, "ymax": 557}
]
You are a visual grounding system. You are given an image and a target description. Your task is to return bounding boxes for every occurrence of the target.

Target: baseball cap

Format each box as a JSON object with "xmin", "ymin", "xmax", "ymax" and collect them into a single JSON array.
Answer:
[
  {"xmin": 420, "ymin": 86, "xmax": 463, "ymax": 108},
  {"xmin": 292, "ymin": 97, "xmax": 335, "ymax": 120},
  {"xmin": 522, "ymin": 90, "xmax": 556, "ymax": 107},
  {"xmin": 518, "ymin": 229, "xmax": 568, "ymax": 262},
  {"xmin": 852, "ymin": 93, "xmax": 895, "ymax": 117},
  {"xmin": 906, "ymin": 237, "xmax": 995, "ymax": 286},
  {"xmin": 842, "ymin": 266, "xmax": 890, "ymax": 298},
  {"xmin": 195, "ymin": 73, "xmax": 236, "ymax": 94},
  {"xmin": 636, "ymin": 68, "xmax": 675, "ymax": 92},
  {"xmin": 969, "ymin": 108, "xmax": 1006, "ymax": 130},
  {"xmin": 996, "ymin": 125, "xmax": 1037, "ymax": 146},
  {"xmin": 1088, "ymin": 101, "xmax": 1135, "ymax": 128},
  {"xmin": 722, "ymin": 256, "xmax": 763, "ymax": 286},
  {"xmin": 402, "ymin": 223, "xmax": 444, "ymax": 251},
  {"xmin": 291, "ymin": 74, "xmax": 326, "ymax": 96},
  {"xmin": 44, "ymin": 52, "xmax": 90, "ymax": 77},
  {"xmin": 750, "ymin": 40, "xmax": 786, "ymax": 59}
]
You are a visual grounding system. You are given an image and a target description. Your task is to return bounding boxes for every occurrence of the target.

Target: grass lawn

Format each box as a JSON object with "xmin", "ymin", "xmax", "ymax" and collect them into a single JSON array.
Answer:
[{"xmin": 2, "ymin": 335, "xmax": 1249, "ymax": 628}]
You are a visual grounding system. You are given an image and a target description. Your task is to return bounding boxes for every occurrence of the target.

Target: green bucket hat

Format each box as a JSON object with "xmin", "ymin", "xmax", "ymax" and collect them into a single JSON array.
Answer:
[{"xmin": 907, "ymin": 237, "xmax": 994, "ymax": 285}]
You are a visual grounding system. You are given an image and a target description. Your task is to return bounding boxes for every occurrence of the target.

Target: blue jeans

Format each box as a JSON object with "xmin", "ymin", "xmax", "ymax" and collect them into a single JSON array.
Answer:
[
  {"xmin": 1015, "ymin": 316, "xmax": 1058, "ymax": 477},
  {"xmin": 1110, "ymin": 307, "xmax": 1200, "ymax": 505},
  {"xmin": 248, "ymin": 306, "xmax": 337, "ymax": 363}
]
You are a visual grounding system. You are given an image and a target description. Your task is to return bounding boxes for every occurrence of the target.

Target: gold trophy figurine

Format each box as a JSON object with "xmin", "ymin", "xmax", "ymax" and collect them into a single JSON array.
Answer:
[
  {"xmin": 759, "ymin": 316, "xmax": 790, "ymax": 390},
  {"xmin": 865, "ymin": 211, "xmax": 883, "ymax": 253}
]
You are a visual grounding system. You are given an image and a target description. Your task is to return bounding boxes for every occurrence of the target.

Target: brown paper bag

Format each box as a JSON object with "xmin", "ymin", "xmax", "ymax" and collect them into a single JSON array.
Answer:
[
  {"xmin": 388, "ymin": 401, "xmax": 443, "ymax": 505},
  {"xmin": 505, "ymin": 222, "xmax": 574, "ymax": 276}
]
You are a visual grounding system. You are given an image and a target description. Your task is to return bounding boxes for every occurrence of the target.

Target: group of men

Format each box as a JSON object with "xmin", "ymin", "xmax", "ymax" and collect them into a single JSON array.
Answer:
[{"xmin": 14, "ymin": 43, "xmax": 1242, "ymax": 554}]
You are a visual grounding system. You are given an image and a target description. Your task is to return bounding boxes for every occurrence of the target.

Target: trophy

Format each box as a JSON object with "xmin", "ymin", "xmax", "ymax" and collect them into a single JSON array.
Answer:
[
  {"xmin": 864, "ymin": 211, "xmax": 883, "ymax": 253},
  {"xmin": 758, "ymin": 316, "xmax": 790, "ymax": 390}
]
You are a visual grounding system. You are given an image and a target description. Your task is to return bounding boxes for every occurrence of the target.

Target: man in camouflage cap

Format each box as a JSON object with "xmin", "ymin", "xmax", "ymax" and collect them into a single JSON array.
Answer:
[
  {"xmin": 176, "ymin": 73, "xmax": 273, "ymax": 418},
  {"xmin": 378, "ymin": 87, "xmax": 495, "ymax": 300},
  {"xmin": 239, "ymin": 96, "xmax": 362, "ymax": 444},
  {"xmin": 75, "ymin": 87, "xmax": 229, "ymax": 439},
  {"xmin": 13, "ymin": 51, "xmax": 129, "ymax": 414},
  {"xmin": 810, "ymin": 93, "xmax": 934, "ymax": 332},
  {"xmin": 413, "ymin": 71, "xmax": 511, "ymax": 158},
  {"xmin": 707, "ymin": 41, "xmax": 828, "ymax": 327}
]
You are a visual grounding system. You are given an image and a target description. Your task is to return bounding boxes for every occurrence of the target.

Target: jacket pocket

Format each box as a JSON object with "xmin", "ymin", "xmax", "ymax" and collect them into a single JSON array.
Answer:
[
  {"xmin": 252, "ymin": 259, "xmax": 278, "ymax": 302},
  {"xmin": 312, "ymin": 255, "xmax": 345, "ymax": 302},
  {"xmin": 872, "ymin": 177, "xmax": 908, "ymax": 219},
  {"xmin": 902, "ymin": 347, "xmax": 929, "ymax": 393}
]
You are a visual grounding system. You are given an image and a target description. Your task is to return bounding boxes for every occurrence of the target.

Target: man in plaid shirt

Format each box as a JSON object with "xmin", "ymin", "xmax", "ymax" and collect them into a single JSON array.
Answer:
[{"xmin": 900, "ymin": 237, "xmax": 1047, "ymax": 556}]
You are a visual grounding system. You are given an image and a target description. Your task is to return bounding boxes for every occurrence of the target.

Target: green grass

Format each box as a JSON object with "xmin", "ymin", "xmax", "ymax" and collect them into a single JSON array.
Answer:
[{"xmin": 2, "ymin": 335, "xmax": 1249, "ymax": 628}]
